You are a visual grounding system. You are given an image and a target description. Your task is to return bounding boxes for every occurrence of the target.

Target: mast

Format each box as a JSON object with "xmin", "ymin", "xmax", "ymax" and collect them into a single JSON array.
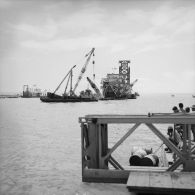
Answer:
[
  {"xmin": 70, "ymin": 69, "xmax": 73, "ymax": 96},
  {"xmin": 64, "ymin": 73, "xmax": 71, "ymax": 95},
  {"xmin": 53, "ymin": 65, "xmax": 76, "ymax": 94}
]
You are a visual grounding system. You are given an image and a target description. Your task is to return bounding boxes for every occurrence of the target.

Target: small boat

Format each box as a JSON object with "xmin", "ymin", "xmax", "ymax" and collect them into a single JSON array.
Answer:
[{"xmin": 40, "ymin": 48, "xmax": 97, "ymax": 103}]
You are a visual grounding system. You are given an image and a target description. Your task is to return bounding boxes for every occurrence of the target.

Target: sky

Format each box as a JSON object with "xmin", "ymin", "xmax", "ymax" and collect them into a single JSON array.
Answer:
[{"xmin": 0, "ymin": 0, "xmax": 195, "ymax": 95}]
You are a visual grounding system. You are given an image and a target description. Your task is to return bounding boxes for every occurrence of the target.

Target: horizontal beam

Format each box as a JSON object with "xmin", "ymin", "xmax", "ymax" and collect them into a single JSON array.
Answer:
[
  {"xmin": 82, "ymin": 169, "xmax": 130, "ymax": 183},
  {"xmin": 82, "ymin": 168, "xmax": 178, "ymax": 184},
  {"xmin": 80, "ymin": 114, "xmax": 195, "ymax": 124}
]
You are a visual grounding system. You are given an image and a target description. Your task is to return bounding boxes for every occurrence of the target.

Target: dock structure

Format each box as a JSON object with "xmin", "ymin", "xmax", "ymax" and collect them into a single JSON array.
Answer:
[{"xmin": 79, "ymin": 114, "xmax": 195, "ymax": 194}]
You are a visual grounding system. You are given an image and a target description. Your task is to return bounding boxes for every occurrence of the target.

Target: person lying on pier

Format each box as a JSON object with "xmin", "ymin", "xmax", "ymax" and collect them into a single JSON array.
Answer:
[{"xmin": 166, "ymin": 126, "xmax": 183, "ymax": 152}]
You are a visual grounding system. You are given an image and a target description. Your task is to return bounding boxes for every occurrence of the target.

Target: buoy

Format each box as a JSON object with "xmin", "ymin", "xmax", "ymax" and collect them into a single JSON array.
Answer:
[
  {"xmin": 140, "ymin": 154, "xmax": 159, "ymax": 166},
  {"xmin": 129, "ymin": 148, "xmax": 147, "ymax": 166}
]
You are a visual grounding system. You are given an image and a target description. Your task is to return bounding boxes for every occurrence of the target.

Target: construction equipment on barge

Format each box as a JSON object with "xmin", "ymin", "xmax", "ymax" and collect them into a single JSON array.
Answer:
[
  {"xmin": 40, "ymin": 48, "xmax": 97, "ymax": 103},
  {"xmin": 22, "ymin": 85, "xmax": 42, "ymax": 98},
  {"xmin": 87, "ymin": 60, "xmax": 139, "ymax": 100}
]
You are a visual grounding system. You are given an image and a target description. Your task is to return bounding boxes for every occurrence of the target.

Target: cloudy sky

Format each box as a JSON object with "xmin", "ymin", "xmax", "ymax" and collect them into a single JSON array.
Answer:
[{"xmin": 0, "ymin": 0, "xmax": 195, "ymax": 94}]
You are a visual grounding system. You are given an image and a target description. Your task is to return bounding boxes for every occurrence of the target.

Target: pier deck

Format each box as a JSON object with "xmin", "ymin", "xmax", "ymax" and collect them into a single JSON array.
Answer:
[
  {"xmin": 79, "ymin": 113, "xmax": 195, "ymax": 193},
  {"xmin": 127, "ymin": 171, "xmax": 195, "ymax": 194}
]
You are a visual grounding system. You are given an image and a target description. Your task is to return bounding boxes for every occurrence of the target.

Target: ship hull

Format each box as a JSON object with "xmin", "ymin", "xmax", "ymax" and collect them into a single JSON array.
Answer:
[
  {"xmin": 40, "ymin": 95, "xmax": 98, "ymax": 103},
  {"xmin": 100, "ymin": 95, "xmax": 137, "ymax": 101}
]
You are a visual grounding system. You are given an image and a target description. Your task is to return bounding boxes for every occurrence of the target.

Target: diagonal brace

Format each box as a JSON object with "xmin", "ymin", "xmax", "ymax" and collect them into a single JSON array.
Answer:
[
  {"xmin": 167, "ymin": 158, "xmax": 183, "ymax": 171},
  {"xmin": 146, "ymin": 123, "xmax": 185, "ymax": 161},
  {"xmin": 103, "ymin": 123, "xmax": 140, "ymax": 161}
]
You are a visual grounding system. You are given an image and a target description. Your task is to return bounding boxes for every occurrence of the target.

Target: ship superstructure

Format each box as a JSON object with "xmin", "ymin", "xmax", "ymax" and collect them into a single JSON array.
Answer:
[{"xmin": 100, "ymin": 60, "xmax": 138, "ymax": 99}]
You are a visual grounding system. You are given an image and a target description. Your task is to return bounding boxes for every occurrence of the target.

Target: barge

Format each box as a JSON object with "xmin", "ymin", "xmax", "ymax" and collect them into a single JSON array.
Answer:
[{"xmin": 40, "ymin": 48, "xmax": 97, "ymax": 103}]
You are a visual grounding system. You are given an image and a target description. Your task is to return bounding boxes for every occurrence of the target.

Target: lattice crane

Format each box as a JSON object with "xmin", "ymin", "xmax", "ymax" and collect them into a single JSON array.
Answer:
[{"xmin": 72, "ymin": 48, "xmax": 95, "ymax": 95}]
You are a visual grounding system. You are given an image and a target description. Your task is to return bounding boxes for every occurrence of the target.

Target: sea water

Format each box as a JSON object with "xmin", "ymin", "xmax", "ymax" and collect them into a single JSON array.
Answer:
[{"xmin": 0, "ymin": 94, "xmax": 194, "ymax": 195}]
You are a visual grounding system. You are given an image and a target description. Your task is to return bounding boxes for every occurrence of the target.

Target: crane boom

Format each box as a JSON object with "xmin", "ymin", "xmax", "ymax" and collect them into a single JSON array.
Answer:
[
  {"xmin": 53, "ymin": 65, "xmax": 76, "ymax": 94},
  {"xmin": 72, "ymin": 48, "xmax": 95, "ymax": 94},
  {"xmin": 87, "ymin": 77, "xmax": 102, "ymax": 99},
  {"xmin": 130, "ymin": 79, "xmax": 138, "ymax": 87}
]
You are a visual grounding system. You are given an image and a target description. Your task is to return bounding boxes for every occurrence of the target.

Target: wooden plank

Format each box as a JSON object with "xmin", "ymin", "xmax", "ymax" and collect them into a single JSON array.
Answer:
[
  {"xmin": 171, "ymin": 172, "xmax": 195, "ymax": 190},
  {"xmin": 149, "ymin": 171, "xmax": 172, "ymax": 189},
  {"xmin": 127, "ymin": 171, "xmax": 195, "ymax": 194},
  {"xmin": 124, "ymin": 166, "xmax": 168, "ymax": 171},
  {"xmin": 127, "ymin": 171, "xmax": 149, "ymax": 188}
]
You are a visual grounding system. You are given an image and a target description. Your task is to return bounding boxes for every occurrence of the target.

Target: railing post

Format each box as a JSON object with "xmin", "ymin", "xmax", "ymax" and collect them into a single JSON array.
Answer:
[{"xmin": 99, "ymin": 124, "xmax": 108, "ymax": 169}]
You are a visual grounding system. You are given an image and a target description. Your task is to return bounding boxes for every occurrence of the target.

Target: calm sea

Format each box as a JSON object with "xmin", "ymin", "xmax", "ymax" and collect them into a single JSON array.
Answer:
[{"xmin": 0, "ymin": 94, "xmax": 194, "ymax": 195}]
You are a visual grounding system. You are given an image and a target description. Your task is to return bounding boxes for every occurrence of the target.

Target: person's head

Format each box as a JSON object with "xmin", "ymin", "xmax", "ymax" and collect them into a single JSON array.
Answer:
[
  {"xmin": 167, "ymin": 126, "xmax": 173, "ymax": 136},
  {"xmin": 179, "ymin": 103, "xmax": 184, "ymax": 109},
  {"xmin": 175, "ymin": 125, "xmax": 182, "ymax": 134},
  {"xmin": 172, "ymin": 106, "xmax": 179, "ymax": 113},
  {"xmin": 185, "ymin": 107, "xmax": 190, "ymax": 113}
]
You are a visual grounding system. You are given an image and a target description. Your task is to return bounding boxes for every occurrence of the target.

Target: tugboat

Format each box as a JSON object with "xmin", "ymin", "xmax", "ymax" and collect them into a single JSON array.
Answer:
[
  {"xmin": 40, "ymin": 48, "xmax": 98, "ymax": 103},
  {"xmin": 87, "ymin": 60, "xmax": 139, "ymax": 100}
]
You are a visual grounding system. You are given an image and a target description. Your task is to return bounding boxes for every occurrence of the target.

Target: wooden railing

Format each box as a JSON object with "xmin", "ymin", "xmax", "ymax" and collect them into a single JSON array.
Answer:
[{"xmin": 79, "ymin": 113, "xmax": 195, "ymax": 183}]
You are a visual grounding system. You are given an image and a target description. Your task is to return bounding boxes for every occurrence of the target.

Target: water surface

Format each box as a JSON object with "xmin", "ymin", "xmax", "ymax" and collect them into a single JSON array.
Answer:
[{"xmin": 0, "ymin": 94, "xmax": 194, "ymax": 195}]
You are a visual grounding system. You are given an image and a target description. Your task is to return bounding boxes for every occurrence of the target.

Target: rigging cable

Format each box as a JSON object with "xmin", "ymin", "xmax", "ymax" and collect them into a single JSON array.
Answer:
[{"xmin": 93, "ymin": 52, "xmax": 95, "ymax": 81}]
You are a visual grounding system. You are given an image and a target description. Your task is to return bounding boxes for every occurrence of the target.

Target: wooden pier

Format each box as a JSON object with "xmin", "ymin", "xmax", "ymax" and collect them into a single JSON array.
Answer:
[
  {"xmin": 79, "ymin": 114, "xmax": 195, "ymax": 194},
  {"xmin": 127, "ymin": 170, "xmax": 195, "ymax": 194}
]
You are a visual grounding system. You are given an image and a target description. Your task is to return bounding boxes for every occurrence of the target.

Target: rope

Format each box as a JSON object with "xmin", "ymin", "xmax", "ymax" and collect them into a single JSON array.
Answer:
[{"xmin": 153, "ymin": 142, "xmax": 164, "ymax": 154}]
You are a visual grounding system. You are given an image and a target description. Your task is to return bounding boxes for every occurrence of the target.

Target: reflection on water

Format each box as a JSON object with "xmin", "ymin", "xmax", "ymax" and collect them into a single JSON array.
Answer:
[{"xmin": 0, "ymin": 94, "xmax": 194, "ymax": 194}]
